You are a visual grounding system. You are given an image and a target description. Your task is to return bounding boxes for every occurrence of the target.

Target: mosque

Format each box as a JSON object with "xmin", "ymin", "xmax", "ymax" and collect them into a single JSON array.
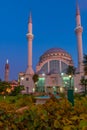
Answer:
[{"xmin": 19, "ymin": 2, "xmax": 84, "ymax": 94}]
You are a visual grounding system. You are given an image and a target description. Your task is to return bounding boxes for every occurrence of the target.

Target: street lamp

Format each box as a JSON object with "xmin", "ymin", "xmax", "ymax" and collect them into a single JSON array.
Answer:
[
  {"xmin": 42, "ymin": 73, "xmax": 45, "ymax": 76},
  {"xmin": 69, "ymin": 75, "xmax": 72, "ymax": 89},
  {"xmin": 42, "ymin": 73, "xmax": 46, "ymax": 92},
  {"xmin": 68, "ymin": 75, "xmax": 74, "ymax": 106},
  {"xmin": 21, "ymin": 77, "xmax": 24, "ymax": 85}
]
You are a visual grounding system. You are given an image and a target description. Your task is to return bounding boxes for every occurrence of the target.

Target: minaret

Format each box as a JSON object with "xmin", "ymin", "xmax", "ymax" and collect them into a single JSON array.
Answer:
[
  {"xmin": 5, "ymin": 59, "xmax": 9, "ymax": 82},
  {"xmin": 75, "ymin": 1, "xmax": 83, "ymax": 74},
  {"xmin": 26, "ymin": 13, "xmax": 34, "ymax": 75}
]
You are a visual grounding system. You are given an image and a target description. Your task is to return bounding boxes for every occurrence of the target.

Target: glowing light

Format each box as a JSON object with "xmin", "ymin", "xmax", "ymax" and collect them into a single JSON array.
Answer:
[
  {"xmin": 53, "ymin": 86, "xmax": 55, "ymax": 89},
  {"xmin": 63, "ymin": 77, "xmax": 69, "ymax": 80},
  {"xmin": 42, "ymin": 73, "xmax": 45, "ymax": 76},
  {"xmin": 6, "ymin": 88, "xmax": 11, "ymax": 93},
  {"xmin": 65, "ymin": 82, "xmax": 68, "ymax": 84},
  {"xmin": 61, "ymin": 73, "xmax": 64, "ymax": 76},
  {"xmin": 21, "ymin": 77, "xmax": 24, "ymax": 80},
  {"xmin": 75, "ymin": 87, "xmax": 78, "ymax": 92},
  {"xmin": 60, "ymin": 87, "xmax": 64, "ymax": 92},
  {"xmin": 69, "ymin": 75, "xmax": 72, "ymax": 78},
  {"xmin": 6, "ymin": 59, "xmax": 8, "ymax": 64},
  {"xmin": 39, "ymin": 78, "xmax": 45, "ymax": 80},
  {"xmin": 33, "ymin": 88, "xmax": 35, "ymax": 92}
]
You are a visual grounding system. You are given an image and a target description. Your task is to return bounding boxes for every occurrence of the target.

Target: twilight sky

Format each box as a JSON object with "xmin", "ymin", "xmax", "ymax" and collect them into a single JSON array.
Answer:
[{"xmin": 0, "ymin": 0, "xmax": 87, "ymax": 80}]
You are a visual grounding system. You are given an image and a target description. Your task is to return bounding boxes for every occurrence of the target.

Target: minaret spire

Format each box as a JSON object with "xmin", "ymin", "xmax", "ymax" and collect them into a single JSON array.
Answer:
[
  {"xmin": 76, "ymin": 0, "xmax": 80, "ymax": 15},
  {"xmin": 5, "ymin": 59, "xmax": 10, "ymax": 82},
  {"xmin": 26, "ymin": 12, "xmax": 34, "ymax": 75},
  {"xmin": 29, "ymin": 12, "xmax": 32, "ymax": 23},
  {"xmin": 75, "ymin": 1, "xmax": 83, "ymax": 74},
  {"xmin": 28, "ymin": 12, "xmax": 32, "ymax": 34}
]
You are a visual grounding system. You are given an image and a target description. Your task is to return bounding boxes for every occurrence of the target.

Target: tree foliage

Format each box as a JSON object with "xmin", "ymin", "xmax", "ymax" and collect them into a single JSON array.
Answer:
[
  {"xmin": 83, "ymin": 54, "xmax": 87, "ymax": 75},
  {"xmin": 80, "ymin": 54, "xmax": 87, "ymax": 95},
  {"xmin": 0, "ymin": 95, "xmax": 87, "ymax": 129},
  {"xmin": 32, "ymin": 73, "xmax": 39, "ymax": 83},
  {"xmin": 10, "ymin": 85, "xmax": 24, "ymax": 96},
  {"xmin": 66, "ymin": 65, "xmax": 76, "ymax": 76},
  {"xmin": 80, "ymin": 77, "xmax": 87, "ymax": 95},
  {"xmin": 0, "ymin": 81, "xmax": 11, "ymax": 95}
]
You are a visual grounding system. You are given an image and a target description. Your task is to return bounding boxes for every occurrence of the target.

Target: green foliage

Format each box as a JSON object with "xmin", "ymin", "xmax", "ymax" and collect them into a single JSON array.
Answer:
[
  {"xmin": 66, "ymin": 65, "xmax": 76, "ymax": 76},
  {"xmin": 0, "ymin": 95, "xmax": 87, "ymax": 129},
  {"xmin": 74, "ymin": 93, "xmax": 83, "ymax": 99},
  {"xmin": 10, "ymin": 85, "xmax": 24, "ymax": 96},
  {"xmin": 80, "ymin": 77, "xmax": 87, "ymax": 95},
  {"xmin": 83, "ymin": 54, "xmax": 87, "ymax": 75},
  {"xmin": 59, "ymin": 92, "xmax": 66, "ymax": 98},
  {"xmin": 32, "ymin": 73, "xmax": 39, "ymax": 83},
  {"xmin": 79, "ymin": 120, "xmax": 87, "ymax": 129},
  {"xmin": 16, "ymin": 95, "xmax": 36, "ymax": 108},
  {"xmin": 0, "ymin": 81, "xmax": 11, "ymax": 95}
]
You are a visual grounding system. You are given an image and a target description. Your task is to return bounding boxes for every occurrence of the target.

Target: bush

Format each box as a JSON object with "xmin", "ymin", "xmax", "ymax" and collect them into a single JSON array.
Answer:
[{"xmin": 0, "ymin": 95, "xmax": 87, "ymax": 129}]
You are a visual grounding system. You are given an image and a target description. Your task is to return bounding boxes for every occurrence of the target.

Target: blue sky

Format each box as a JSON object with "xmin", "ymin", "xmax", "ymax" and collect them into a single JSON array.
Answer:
[{"xmin": 0, "ymin": 0, "xmax": 87, "ymax": 80}]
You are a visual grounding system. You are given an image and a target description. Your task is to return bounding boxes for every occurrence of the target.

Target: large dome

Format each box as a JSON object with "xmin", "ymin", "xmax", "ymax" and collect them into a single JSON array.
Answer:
[
  {"xmin": 36, "ymin": 48, "xmax": 73, "ymax": 74},
  {"xmin": 39, "ymin": 48, "xmax": 72, "ymax": 63},
  {"xmin": 44, "ymin": 48, "xmax": 69, "ymax": 55}
]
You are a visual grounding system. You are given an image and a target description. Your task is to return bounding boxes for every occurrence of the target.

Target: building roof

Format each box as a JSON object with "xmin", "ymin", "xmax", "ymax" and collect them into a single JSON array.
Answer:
[
  {"xmin": 37, "ymin": 47, "xmax": 73, "ymax": 65},
  {"xmin": 36, "ymin": 48, "xmax": 73, "ymax": 74},
  {"xmin": 44, "ymin": 48, "xmax": 70, "ymax": 55}
]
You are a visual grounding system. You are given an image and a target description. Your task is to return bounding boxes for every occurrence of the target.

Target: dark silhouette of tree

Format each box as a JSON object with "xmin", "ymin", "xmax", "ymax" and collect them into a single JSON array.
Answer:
[
  {"xmin": 32, "ymin": 73, "xmax": 39, "ymax": 84},
  {"xmin": 32, "ymin": 74, "xmax": 39, "ymax": 92},
  {"xmin": 83, "ymin": 54, "xmax": 87, "ymax": 75},
  {"xmin": 0, "ymin": 81, "xmax": 11, "ymax": 95},
  {"xmin": 66, "ymin": 65, "xmax": 76, "ymax": 90},
  {"xmin": 80, "ymin": 54, "xmax": 87, "ymax": 95},
  {"xmin": 80, "ymin": 77, "xmax": 87, "ymax": 95},
  {"xmin": 10, "ymin": 85, "xmax": 24, "ymax": 96},
  {"xmin": 66, "ymin": 65, "xmax": 76, "ymax": 76}
]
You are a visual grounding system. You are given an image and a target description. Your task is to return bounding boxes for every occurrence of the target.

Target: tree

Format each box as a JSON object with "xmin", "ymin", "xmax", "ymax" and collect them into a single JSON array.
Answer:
[
  {"xmin": 80, "ymin": 77, "xmax": 87, "ymax": 95},
  {"xmin": 10, "ymin": 85, "xmax": 24, "ymax": 96},
  {"xmin": 66, "ymin": 65, "xmax": 76, "ymax": 76},
  {"xmin": 66, "ymin": 65, "xmax": 76, "ymax": 89},
  {"xmin": 0, "ymin": 81, "xmax": 11, "ymax": 95},
  {"xmin": 83, "ymin": 54, "xmax": 87, "ymax": 75},
  {"xmin": 32, "ymin": 73, "xmax": 39, "ymax": 83},
  {"xmin": 80, "ymin": 54, "xmax": 87, "ymax": 95},
  {"xmin": 66, "ymin": 65, "xmax": 76, "ymax": 106},
  {"xmin": 32, "ymin": 74, "xmax": 39, "ymax": 92}
]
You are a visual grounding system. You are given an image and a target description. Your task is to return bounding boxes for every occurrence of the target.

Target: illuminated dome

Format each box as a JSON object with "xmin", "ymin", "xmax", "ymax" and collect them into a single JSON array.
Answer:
[
  {"xmin": 36, "ymin": 48, "xmax": 73, "ymax": 74},
  {"xmin": 44, "ymin": 48, "xmax": 69, "ymax": 54}
]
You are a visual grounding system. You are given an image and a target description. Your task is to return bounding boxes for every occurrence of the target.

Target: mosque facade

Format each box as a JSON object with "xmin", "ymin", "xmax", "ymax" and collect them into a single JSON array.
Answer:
[{"xmin": 19, "ymin": 2, "xmax": 84, "ymax": 94}]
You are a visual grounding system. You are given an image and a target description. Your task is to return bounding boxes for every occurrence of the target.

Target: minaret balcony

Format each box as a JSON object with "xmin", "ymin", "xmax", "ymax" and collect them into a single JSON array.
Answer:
[
  {"xmin": 75, "ymin": 26, "xmax": 83, "ymax": 33},
  {"xmin": 26, "ymin": 33, "xmax": 34, "ymax": 39}
]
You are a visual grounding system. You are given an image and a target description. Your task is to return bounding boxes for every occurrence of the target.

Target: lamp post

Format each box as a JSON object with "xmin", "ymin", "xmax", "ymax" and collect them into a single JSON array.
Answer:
[
  {"xmin": 68, "ymin": 75, "xmax": 74, "ymax": 106},
  {"xmin": 69, "ymin": 75, "xmax": 72, "ymax": 89},
  {"xmin": 21, "ymin": 77, "xmax": 24, "ymax": 85},
  {"xmin": 42, "ymin": 73, "xmax": 46, "ymax": 92}
]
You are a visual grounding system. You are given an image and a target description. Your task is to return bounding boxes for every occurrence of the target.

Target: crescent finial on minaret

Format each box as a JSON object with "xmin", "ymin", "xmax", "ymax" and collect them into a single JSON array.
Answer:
[
  {"xmin": 76, "ymin": 0, "xmax": 80, "ymax": 15},
  {"xmin": 6, "ymin": 59, "xmax": 8, "ymax": 64}
]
